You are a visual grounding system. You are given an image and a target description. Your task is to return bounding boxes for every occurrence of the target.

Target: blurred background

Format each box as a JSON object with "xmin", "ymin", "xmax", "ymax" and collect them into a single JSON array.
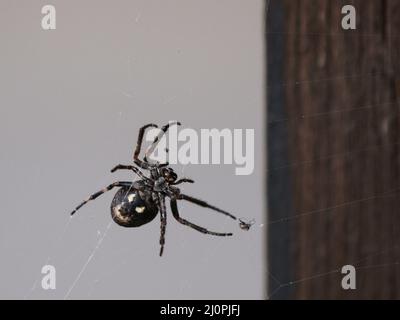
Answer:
[
  {"xmin": 267, "ymin": 0, "xmax": 400, "ymax": 299},
  {"xmin": 0, "ymin": 0, "xmax": 265, "ymax": 299}
]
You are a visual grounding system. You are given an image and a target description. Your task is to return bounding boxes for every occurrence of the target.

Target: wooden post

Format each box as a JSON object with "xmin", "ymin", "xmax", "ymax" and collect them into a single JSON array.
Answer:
[{"xmin": 267, "ymin": 0, "xmax": 400, "ymax": 299}]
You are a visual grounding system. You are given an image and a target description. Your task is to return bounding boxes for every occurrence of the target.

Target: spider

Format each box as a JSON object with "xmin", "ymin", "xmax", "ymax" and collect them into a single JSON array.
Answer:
[{"xmin": 70, "ymin": 122, "xmax": 252, "ymax": 256}]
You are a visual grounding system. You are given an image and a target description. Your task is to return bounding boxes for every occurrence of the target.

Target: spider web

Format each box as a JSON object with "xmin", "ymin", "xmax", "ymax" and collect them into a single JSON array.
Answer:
[
  {"xmin": 20, "ymin": 0, "xmax": 400, "ymax": 300},
  {"xmin": 0, "ymin": 1, "xmax": 265, "ymax": 300}
]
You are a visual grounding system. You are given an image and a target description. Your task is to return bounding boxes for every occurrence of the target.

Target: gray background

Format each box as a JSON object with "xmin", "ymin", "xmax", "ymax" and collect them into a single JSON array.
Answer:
[{"xmin": 0, "ymin": 0, "xmax": 265, "ymax": 299}]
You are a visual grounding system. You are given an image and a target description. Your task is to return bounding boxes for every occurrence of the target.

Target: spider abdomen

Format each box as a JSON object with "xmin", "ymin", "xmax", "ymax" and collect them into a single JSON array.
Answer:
[{"xmin": 110, "ymin": 186, "xmax": 158, "ymax": 227}]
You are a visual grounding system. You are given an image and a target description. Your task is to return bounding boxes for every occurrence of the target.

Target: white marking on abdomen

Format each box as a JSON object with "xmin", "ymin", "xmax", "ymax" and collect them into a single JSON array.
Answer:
[{"xmin": 135, "ymin": 206, "xmax": 145, "ymax": 213}]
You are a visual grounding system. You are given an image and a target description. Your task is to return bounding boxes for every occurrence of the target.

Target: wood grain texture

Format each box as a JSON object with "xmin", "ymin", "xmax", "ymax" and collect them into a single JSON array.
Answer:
[{"xmin": 267, "ymin": 0, "xmax": 400, "ymax": 299}]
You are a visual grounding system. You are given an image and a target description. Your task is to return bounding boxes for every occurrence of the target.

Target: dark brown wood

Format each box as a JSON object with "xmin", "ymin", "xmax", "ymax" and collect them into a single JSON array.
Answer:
[{"xmin": 268, "ymin": 0, "xmax": 400, "ymax": 299}]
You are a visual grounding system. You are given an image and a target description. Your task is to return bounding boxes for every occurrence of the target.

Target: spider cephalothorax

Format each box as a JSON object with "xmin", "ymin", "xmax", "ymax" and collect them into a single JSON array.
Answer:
[{"xmin": 70, "ymin": 122, "xmax": 252, "ymax": 256}]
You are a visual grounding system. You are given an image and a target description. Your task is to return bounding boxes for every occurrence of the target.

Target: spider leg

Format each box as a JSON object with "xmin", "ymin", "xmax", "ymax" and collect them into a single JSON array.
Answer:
[
  {"xmin": 110, "ymin": 164, "xmax": 151, "ymax": 181},
  {"xmin": 170, "ymin": 198, "xmax": 233, "ymax": 236},
  {"xmin": 158, "ymin": 193, "xmax": 167, "ymax": 256},
  {"xmin": 172, "ymin": 178, "xmax": 195, "ymax": 186},
  {"xmin": 134, "ymin": 123, "xmax": 158, "ymax": 169},
  {"xmin": 177, "ymin": 194, "xmax": 237, "ymax": 221},
  {"xmin": 143, "ymin": 121, "xmax": 181, "ymax": 163},
  {"xmin": 70, "ymin": 181, "xmax": 132, "ymax": 216}
]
